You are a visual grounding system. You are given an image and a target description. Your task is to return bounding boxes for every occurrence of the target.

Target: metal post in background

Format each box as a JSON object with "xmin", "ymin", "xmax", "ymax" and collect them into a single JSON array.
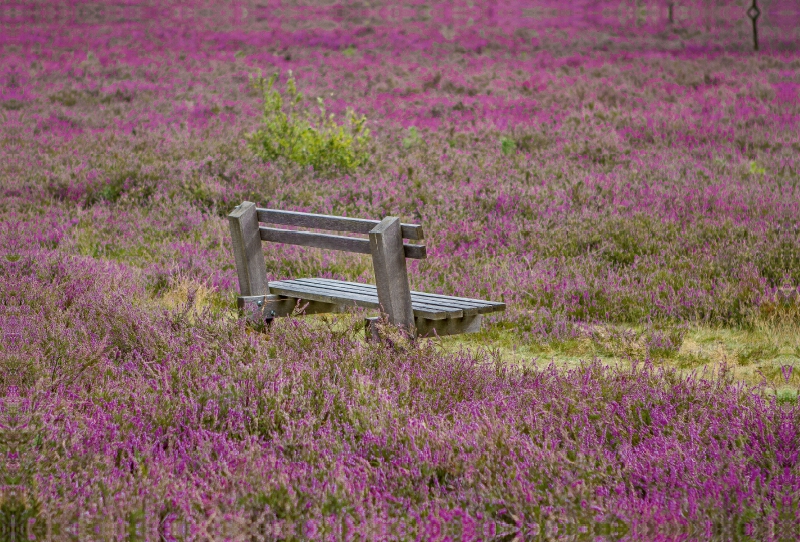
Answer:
[{"xmin": 747, "ymin": 0, "xmax": 761, "ymax": 51}]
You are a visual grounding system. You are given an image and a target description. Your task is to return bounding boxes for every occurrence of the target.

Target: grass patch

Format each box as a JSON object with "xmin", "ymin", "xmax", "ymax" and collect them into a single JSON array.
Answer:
[
  {"xmin": 434, "ymin": 321, "xmax": 800, "ymax": 390},
  {"xmin": 776, "ymin": 388, "xmax": 798, "ymax": 405}
]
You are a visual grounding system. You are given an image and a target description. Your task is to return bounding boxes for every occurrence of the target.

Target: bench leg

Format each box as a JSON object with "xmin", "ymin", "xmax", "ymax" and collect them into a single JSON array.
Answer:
[
  {"xmin": 369, "ymin": 217, "xmax": 416, "ymax": 338},
  {"xmin": 228, "ymin": 201, "xmax": 268, "ymax": 297}
]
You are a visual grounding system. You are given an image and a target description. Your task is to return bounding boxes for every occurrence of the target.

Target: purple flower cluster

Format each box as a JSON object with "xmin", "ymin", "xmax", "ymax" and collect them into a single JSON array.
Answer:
[
  {"xmin": 2, "ymin": 0, "xmax": 799, "ymax": 537},
  {"xmin": 2, "ymin": 252, "xmax": 798, "ymax": 537}
]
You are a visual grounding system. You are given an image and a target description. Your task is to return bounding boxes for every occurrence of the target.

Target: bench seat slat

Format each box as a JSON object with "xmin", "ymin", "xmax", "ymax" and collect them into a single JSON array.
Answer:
[
  {"xmin": 412, "ymin": 289, "xmax": 504, "ymax": 309},
  {"xmin": 269, "ymin": 281, "xmax": 378, "ymax": 307},
  {"xmin": 294, "ymin": 279, "xmax": 489, "ymax": 316},
  {"xmin": 257, "ymin": 208, "xmax": 424, "ymax": 240},
  {"xmin": 273, "ymin": 280, "xmax": 457, "ymax": 320},
  {"xmin": 289, "ymin": 279, "xmax": 468, "ymax": 317},
  {"xmin": 268, "ymin": 280, "xmax": 453, "ymax": 320},
  {"xmin": 302, "ymin": 278, "xmax": 505, "ymax": 314},
  {"xmin": 308, "ymin": 278, "xmax": 505, "ymax": 307}
]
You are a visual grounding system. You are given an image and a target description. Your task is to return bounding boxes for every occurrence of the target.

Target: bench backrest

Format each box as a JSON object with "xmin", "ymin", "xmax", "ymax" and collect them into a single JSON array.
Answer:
[
  {"xmin": 228, "ymin": 201, "xmax": 424, "ymax": 334},
  {"xmin": 257, "ymin": 208, "xmax": 426, "ymax": 259}
]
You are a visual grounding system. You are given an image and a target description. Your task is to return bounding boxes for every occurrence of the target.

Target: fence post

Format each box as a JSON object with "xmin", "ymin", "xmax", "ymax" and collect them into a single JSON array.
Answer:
[{"xmin": 748, "ymin": 0, "xmax": 761, "ymax": 51}]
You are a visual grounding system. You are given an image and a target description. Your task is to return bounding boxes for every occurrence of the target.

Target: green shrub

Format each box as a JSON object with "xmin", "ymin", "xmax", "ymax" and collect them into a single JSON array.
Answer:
[
  {"xmin": 402, "ymin": 126, "xmax": 422, "ymax": 149},
  {"xmin": 246, "ymin": 72, "xmax": 370, "ymax": 174},
  {"xmin": 500, "ymin": 136, "xmax": 516, "ymax": 155}
]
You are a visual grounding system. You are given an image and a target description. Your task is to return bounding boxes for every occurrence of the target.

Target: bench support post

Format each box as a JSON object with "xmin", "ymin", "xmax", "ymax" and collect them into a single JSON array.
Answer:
[
  {"xmin": 369, "ymin": 217, "xmax": 416, "ymax": 337},
  {"xmin": 228, "ymin": 201, "xmax": 268, "ymax": 297}
]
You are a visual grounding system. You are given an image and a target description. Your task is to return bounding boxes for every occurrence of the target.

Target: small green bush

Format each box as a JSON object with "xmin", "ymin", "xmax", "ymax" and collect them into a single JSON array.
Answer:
[
  {"xmin": 402, "ymin": 126, "xmax": 422, "ymax": 149},
  {"xmin": 500, "ymin": 136, "xmax": 516, "ymax": 155},
  {"xmin": 246, "ymin": 72, "xmax": 370, "ymax": 174}
]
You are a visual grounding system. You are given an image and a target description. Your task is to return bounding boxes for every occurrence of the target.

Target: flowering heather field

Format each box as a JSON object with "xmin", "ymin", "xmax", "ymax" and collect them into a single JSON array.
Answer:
[{"xmin": 2, "ymin": 0, "xmax": 800, "ymax": 539}]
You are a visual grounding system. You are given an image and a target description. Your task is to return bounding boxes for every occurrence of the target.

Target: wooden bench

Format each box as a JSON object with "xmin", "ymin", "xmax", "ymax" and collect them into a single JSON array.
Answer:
[{"xmin": 228, "ymin": 201, "xmax": 505, "ymax": 338}]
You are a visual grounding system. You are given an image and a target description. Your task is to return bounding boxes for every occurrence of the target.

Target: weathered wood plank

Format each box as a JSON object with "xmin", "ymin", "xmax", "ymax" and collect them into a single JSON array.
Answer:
[
  {"xmin": 303, "ymin": 278, "xmax": 495, "ymax": 308},
  {"xmin": 288, "ymin": 279, "xmax": 459, "ymax": 318},
  {"xmin": 293, "ymin": 279, "xmax": 464, "ymax": 316},
  {"xmin": 308, "ymin": 278, "xmax": 504, "ymax": 307},
  {"xmin": 413, "ymin": 297, "xmax": 495, "ymax": 315},
  {"xmin": 228, "ymin": 201, "xmax": 268, "ymax": 296},
  {"xmin": 402, "ymin": 244, "xmax": 427, "ymax": 260},
  {"xmin": 260, "ymin": 228, "xmax": 427, "ymax": 260},
  {"xmin": 301, "ymin": 278, "xmax": 505, "ymax": 314},
  {"xmin": 260, "ymin": 227, "xmax": 372, "ymax": 254},
  {"xmin": 411, "ymin": 290, "xmax": 504, "ymax": 309},
  {"xmin": 257, "ymin": 208, "xmax": 424, "ymax": 240},
  {"xmin": 415, "ymin": 315, "xmax": 483, "ymax": 338},
  {"xmin": 270, "ymin": 280, "xmax": 374, "ymax": 303},
  {"xmin": 365, "ymin": 315, "xmax": 483, "ymax": 339},
  {"xmin": 268, "ymin": 281, "xmax": 379, "ymax": 308},
  {"xmin": 414, "ymin": 291, "xmax": 503, "ymax": 310},
  {"xmin": 271, "ymin": 280, "xmax": 451, "ymax": 319},
  {"xmin": 370, "ymin": 217, "xmax": 416, "ymax": 335},
  {"xmin": 419, "ymin": 297, "xmax": 496, "ymax": 316}
]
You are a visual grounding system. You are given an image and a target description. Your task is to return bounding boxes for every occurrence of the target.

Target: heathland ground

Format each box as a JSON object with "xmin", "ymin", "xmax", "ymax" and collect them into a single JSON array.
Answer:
[{"xmin": 2, "ymin": 1, "xmax": 799, "ymax": 538}]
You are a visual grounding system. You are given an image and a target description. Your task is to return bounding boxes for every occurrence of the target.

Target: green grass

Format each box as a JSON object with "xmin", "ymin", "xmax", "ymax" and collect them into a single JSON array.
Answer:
[
  {"xmin": 227, "ymin": 296, "xmax": 800, "ymax": 393},
  {"xmin": 435, "ymin": 320, "xmax": 800, "ymax": 391}
]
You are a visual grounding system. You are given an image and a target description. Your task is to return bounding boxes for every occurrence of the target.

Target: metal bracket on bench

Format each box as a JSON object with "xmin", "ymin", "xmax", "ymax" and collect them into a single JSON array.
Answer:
[
  {"xmin": 238, "ymin": 294, "xmax": 340, "ymax": 325},
  {"xmin": 238, "ymin": 295, "xmax": 291, "ymax": 324}
]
